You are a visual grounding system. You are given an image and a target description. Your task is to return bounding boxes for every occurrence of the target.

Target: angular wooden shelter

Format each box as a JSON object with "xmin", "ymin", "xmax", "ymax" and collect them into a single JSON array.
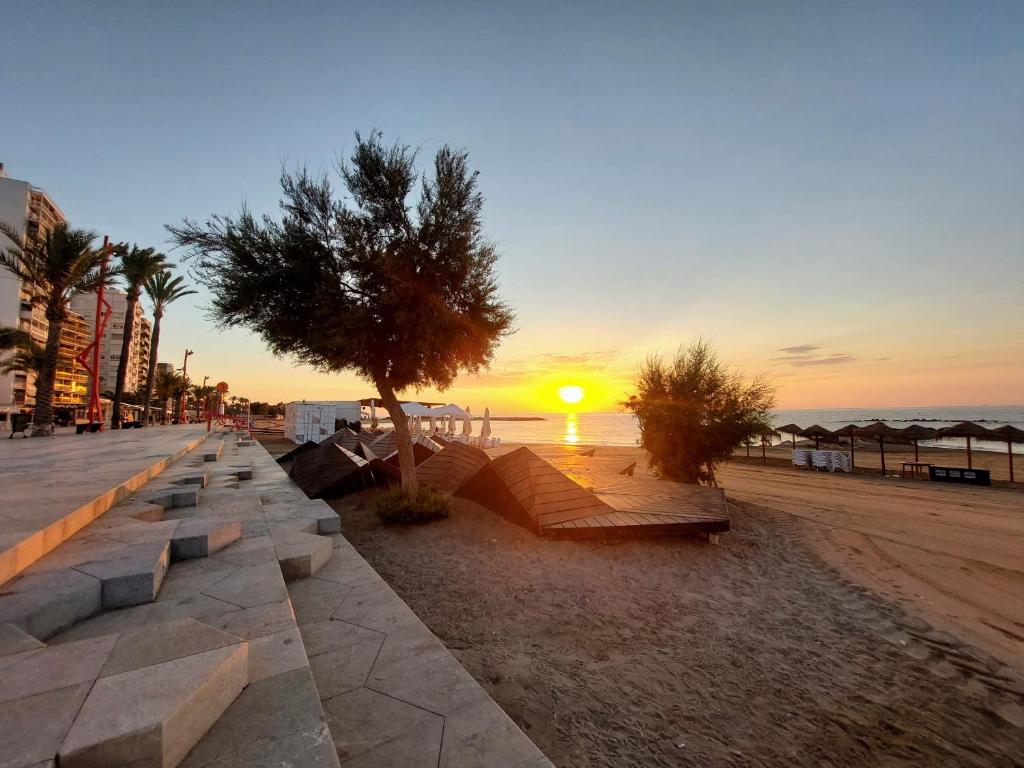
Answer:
[
  {"xmin": 459, "ymin": 447, "xmax": 729, "ymax": 540},
  {"xmin": 289, "ymin": 443, "xmax": 370, "ymax": 498},
  {"xmin": 415, "ymin": 442, "xmax": 492, "ymax": 495}
]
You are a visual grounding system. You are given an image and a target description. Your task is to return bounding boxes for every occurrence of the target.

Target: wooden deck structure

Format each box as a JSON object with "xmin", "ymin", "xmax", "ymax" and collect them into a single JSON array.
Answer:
[
  {"xmin": 416, "ymin": 442, "xmax": 491, "ymax": 494},
  {"xmin": 289, "ymin": 443, "xmax": 370, "ymax": 499},
  {"xmin": 459, "ymin": 447, "xmax": 729, "ymax": 540}
]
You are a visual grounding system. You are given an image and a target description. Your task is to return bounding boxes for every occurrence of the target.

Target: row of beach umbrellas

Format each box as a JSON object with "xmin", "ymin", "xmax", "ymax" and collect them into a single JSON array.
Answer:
[{"xmin": 773, "ymin": 421, "xmax": 1024, "ymax": 480}]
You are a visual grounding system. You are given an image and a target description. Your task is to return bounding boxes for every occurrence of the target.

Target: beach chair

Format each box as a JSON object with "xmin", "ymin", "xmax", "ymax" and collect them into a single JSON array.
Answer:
[
  {"xmin": 792, "ymin": 449, "xmax": 810, "ymax": 469},
  {"xmin": 811, "ymin": 451, "xmax": 830, "ymax": 471}
]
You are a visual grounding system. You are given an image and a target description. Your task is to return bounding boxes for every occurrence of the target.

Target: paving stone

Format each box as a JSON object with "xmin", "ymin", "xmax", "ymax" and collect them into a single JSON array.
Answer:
[
  {"xmin": 308, "ymin": 630, "xmax": 383, "ymax": 699},
  {"xmin": 52, "ymin": 593, "xmax": 239, "ymax": 643},
  {"xmin": 0, "ymin": 633, "xmax": 117, "ymax": 704},
  {"xmin": 72, "ymin": 539, "xmax": 170, "ymax": 609},
  {"xmin": 248, "ymin": 627, "xmax": 307, "ymax": 683},
  {"xmin": 0, "ymin": 682, "xmax": 90, "ymax": 768},
  {"xmin": 179, "ymin": 667, "xmax": 334, "ymax": 768},
  {"xmin": 0, "ymin": 622, "xmax": 45, "ymax": 655},
  {"xmin": 203, "ymin": 562, "xmax": 288, "ymax": 608},
  {"xmin": 157, "ymin": 557, "xmax": 240, "ymax": 600},
  {"xmin": 102, "ymin": 618, "xmax": 242, "ymax": 676},
  {"xmin": 201, "ymin": 600, "xmax": 295, "ymax": 640},
  {"xmin": 323, "ymin": 687, "xmax": 442, "ymax": 768},
  {"xmin": 60, "ymin": 642, "xmax": 248, "ymax": 768},
  {"xmin": 439, "ymin": 701, "xmax": 553, "ymax": 768},
  {"xmin": 103, "ymin": 501, "xmax": 166, "ymax": 523},
  {"xmin": 330, "ymin": 580, "xmax": 420, "ymax": 635},
  {"xmin": 272, "ymin": 530, "xmax": 332, "ymax": 581},
  {"xmin": 0, "ymin": 568, "xmax": 102, "ymax": 640},
  {"xmin": 288, "ymin": 578, "xmax": 352, "ymax": 625},
  {"xmin": 209, "ymin": 536, "xmax": 278, "ymax": 567},
  {"xmin": 141, "ymin": 486, "xmax": 201, "ymax": 509},
  {"xmin": 169, "ymin": 471, "xmax": 210, "ymax": 488},
  {"xmin": 101, "ymin": 518, "xmax": 181, "ymax": 545},
  {"xmin": 299, "ymin": 618, "xmax": 384, "ymax": 659},
  {"xmin": 171, "ymin": 520, "xmax": 243, "ymax": 561}
]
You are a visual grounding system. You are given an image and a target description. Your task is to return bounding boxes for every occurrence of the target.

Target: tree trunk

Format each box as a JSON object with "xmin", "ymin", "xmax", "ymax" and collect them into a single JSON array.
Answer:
[
  {"xmin": 141, "ymin": 310, "xmax": 162, "ymax": 425},
  {"xmin": 31, "ymin": 304, "xmax": 63, "ymax": 436},
  {"xmin": 110, "ymin": 291, "xmax": 139, "ymax": 428},
  {"xmin": 377, "ymin": 382, "xmax": 419, "ymax": 497}
]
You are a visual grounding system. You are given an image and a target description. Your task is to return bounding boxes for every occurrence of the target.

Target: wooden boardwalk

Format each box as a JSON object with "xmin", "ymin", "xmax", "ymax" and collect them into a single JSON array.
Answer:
[{"xmin": 461, "ymin": 448, "xmax": 729, "ymax": 539}]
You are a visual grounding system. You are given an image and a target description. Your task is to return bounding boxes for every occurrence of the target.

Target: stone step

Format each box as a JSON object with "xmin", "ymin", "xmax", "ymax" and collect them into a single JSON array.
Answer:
[
  {"xmin": 56, "ymin": 621, "xmax": 248, "ymax": 768},
  {"xmin": 270, "ymin": 528, "xmax": 332, "ymax": 581},
  {"xmin": 203, "ymin": 441, "xmax": 225, "ymax": 462},
  {"xmin": 72, "ymin": 539, "xmax": 171, "ymax": 609},
  {"xmin": 170, "ymin": 520, "xmax": 243, "ymax": 561},
  {"xmin": 263, "ymin": 500, "xmax": 341, "ymax": 536},
  {"xmin": 103, "ymin": 500, "xmax": 166, "ymax": 523},
  {"xmin": 0, "ymin": 427, "xmax": 210, "ymax": 588}
]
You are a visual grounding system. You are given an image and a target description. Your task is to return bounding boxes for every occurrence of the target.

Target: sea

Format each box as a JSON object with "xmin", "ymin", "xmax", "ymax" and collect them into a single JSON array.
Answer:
[{"xmin": 487, "ymin": 406, "xmax": 1024, "ymax": 454}]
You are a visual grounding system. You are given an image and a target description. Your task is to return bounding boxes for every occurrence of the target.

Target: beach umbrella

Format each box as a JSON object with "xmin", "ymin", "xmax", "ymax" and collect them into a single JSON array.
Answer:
[
  {"xmin": 462, "ymin": 406, "xmax": 473, "ymax": 436},
  {"xmin": 856, "ymin": 422, "xmax": 903, "ymax": 476},
  {"xmin": 992, "ymin": 425, "xmax": 1024, "ymax": 483},
  {"xmin": 480, "ymin": 407, "xmax": 491, "ymax": 443},
  {"xmin": 832, "ymin": 424, "xmax": 861, "ymax": 469},
  {"xmin": 899, "ymin": 425, "xmax": 937, "ymax": 463},
  {"xmin": 777, "ymin": 423, "xmax": 803, "ymax": 448},
  {"xmin": 934, "ymin": 421, "xmax": 999, "ymax": 470},
  {"xmin": 800, "ymin": 424, "xmax": 835, "ymax": 450}
]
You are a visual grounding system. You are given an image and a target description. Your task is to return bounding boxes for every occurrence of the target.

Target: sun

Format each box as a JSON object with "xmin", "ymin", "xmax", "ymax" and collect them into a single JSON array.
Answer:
[{"xmin": 558, "ymin": 385, "xmax": 585, "ymax": 405}]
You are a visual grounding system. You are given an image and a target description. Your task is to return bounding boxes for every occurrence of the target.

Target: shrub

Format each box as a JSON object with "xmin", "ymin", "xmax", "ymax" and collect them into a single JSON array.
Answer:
[
  {"xmin": 623, "ymin": 340, "xmax": 776, "ymax": 486},
  {"xmin": 376, "ymin": 486, "xmax": 451, "ymax": 525}
]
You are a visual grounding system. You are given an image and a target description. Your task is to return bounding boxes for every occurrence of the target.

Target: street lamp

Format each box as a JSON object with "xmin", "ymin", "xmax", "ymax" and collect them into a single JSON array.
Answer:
[{"xmin": 177, "ymin": 349, "xmax": 193, "ymax": 423}]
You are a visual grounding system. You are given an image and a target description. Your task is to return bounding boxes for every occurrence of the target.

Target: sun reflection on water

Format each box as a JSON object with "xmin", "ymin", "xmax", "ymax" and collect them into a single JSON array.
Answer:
[{"xmin": 564, "ymin": 413, "xmax": 579, "ymax": 444}]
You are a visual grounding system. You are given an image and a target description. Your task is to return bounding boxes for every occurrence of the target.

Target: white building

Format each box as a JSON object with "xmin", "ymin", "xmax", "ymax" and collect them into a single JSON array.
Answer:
[
  {"xmin": 284, "ymin": 401, "xmax": 362, "ymax": 443},
  {"xmin": 70, "ymin": 289, "xmax": 153, "ymax": 399}
]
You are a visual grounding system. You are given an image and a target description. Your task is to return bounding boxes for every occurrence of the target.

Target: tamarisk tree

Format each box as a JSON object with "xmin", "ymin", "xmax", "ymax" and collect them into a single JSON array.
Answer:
[{"xmin": 168, "ymin": 131, "xmax": 514, "ymax": 495}]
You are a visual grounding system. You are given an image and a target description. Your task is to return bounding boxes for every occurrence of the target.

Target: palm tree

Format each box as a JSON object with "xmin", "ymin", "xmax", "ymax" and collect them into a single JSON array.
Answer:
[
  {"xmin": 0, "ymin": 222, "xmax": 119, "ymax": 435},
  {"xmin": 0, "ymin": 339, "xmax": 45, "ymax": 377},
  {"xmin": 0, "ymin": 325, "xmax": 32, "ymax": 354},
  {"xmin": 190, "ymin": 383, "xmax": 217, "ymax": 419},
  {"xmin": 153, "ymin": 368, "xmax": 182, "ymax": 424},
  {"xmin": 141, "ymin": 271, "xmax": 195, "ymax": 425},
  {"xmin": 111, "ymin": 246, "xmax": 167, "ymax": 428}
]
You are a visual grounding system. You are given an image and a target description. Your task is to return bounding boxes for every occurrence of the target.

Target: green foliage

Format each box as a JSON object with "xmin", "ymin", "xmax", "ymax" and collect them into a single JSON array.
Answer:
[
  {"xmin": 167, "ymin": 130, "xmax": 514, "ymax": 492},
  {"xmin": 0, "ymin": 325, "xmax": 32, "ymax": 353},
  {"xmin": 0, "ymin": 222, "xmax": 119, "ymax": 432},
  {"xmin": 140, "ymin": 269, "xmax": 195, "ymax": 423},
  {"xmin": 0, "ymin": 338, "xmax": 44, "ymax": 376},
  {"xmin": 623, "ymin": 340, "xmax": 776, "ymax": 486},
  {"xmin": 375, "ymin": 487, "xmax": 450, "ymax": 525}
]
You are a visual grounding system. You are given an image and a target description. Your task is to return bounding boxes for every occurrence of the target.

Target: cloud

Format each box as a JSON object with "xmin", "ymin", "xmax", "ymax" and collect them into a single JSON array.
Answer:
[
  {"xmin": 788, "ymin": 354, "xmax": 857, "ymax": 367},
  {"xmin": 776, "ymin": 344, "xmax": 821, "ymax": 355},
  {"xmin": 772, "ymin": 344, "xmax": 857, "ymax": 367},
  {"xmin": 461, "ymin": 349, "xmax": 626, "ymax": 387}
]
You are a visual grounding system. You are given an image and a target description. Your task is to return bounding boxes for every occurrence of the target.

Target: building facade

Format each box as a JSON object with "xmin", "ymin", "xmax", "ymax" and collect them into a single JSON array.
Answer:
[
  {"xmin": 70, "ymin": 289, "xmax": 153, "ymax": 400},
  {"xmin": 0, "ymin": 164, "xmax": 90, "ymax": 418}
]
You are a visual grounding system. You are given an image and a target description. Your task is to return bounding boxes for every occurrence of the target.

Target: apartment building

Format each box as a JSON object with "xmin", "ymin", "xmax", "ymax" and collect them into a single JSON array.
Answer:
[
  {"xmin": 70, "ymin": 289, "xmax": 152, "ymax": 399},
  {"xmin": 0, "ymin": 164, "xmax": 90, "ymax": 417}
]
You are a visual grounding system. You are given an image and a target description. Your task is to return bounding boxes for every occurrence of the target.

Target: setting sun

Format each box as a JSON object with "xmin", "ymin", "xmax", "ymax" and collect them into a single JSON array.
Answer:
[{"xmin": 558, "ymin": 385, "xmax": 585, "ymax": 405}]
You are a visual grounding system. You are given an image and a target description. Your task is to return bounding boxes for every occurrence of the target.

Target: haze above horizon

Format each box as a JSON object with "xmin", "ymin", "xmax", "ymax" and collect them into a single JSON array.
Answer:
[{"xmin": 2, "ymin": 1, "xmax": 1021, "ymax": 413}]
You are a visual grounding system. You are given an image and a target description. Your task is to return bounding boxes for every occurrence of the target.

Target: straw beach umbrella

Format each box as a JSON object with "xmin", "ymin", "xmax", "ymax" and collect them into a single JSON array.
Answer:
[
  {"xmin": 992, "ymin": 425, "xmax": 1024, "ymax": 482},
  {"xmin": 832, "ymin": 424, "xmax": 861, "ymax": 469},
  {"xmin": 777, "ymin": 423, "xmax": 803, "ymax": 448},
  {"xmin": 800, "ymin": 424, "xmax": 835, "ymax": 450},
  {"xmin": 935, "ymin": 421, "xmax": 999, "ymax": 469},
  {"xmin": 899, "ymin": 425, "xmax": 937, "ymax": 463},
  {"xmin": 760, "ymin": 428, "xmax": 780, "ymax": 465},
  {"xmin": 856, "ymin": 422, "xmax": 903, "ymax": 475}
]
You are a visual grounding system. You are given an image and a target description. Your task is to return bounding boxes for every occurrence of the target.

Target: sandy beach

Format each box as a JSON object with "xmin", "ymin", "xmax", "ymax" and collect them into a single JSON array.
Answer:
[{"xmin": 266, "ymin": 438, "xmax": 1024, "ymax": 767}]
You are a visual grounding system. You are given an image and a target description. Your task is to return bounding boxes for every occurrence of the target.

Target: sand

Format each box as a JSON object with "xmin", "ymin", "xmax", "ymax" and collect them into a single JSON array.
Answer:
[
  {"xmin": 326, "ymin": 443, "xmax": 1022, "ymax": 767},
  {"xmin": 261, "ymin": 434, "xmax": 1024, "ymax": 764}
]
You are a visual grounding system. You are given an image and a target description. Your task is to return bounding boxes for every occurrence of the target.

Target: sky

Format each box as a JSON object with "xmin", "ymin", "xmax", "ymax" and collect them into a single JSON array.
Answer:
[{"xmin": 2, "ymin": 1, "xmax": 1022, "ymax": 413}]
